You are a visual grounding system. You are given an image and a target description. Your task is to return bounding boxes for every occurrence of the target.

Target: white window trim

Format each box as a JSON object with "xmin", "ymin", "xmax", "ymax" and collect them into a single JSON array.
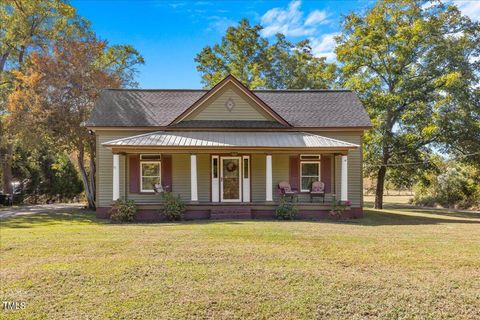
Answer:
[
  {"xmin": 140, "ymin": 160, "xmax": 161, "ymax": 192},
  {"xmin": 300, "ymin": 160, "xmax": 321, "ymax": 192}
]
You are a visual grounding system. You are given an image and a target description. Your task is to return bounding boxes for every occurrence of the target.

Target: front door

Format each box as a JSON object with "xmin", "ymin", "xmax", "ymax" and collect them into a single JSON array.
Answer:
[{"xmin": 221, "ymin": 157, "xmax": 242, "ymax": 202}]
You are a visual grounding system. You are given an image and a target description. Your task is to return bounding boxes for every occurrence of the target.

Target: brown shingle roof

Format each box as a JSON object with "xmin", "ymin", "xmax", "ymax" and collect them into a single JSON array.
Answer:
[{"xmin": 86, "ymin": 88, "xmax": 372, "ymax": 128}]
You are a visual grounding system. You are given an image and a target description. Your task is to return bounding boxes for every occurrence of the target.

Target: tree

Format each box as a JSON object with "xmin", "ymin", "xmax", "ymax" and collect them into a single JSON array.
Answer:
[
  {"xmin": 1, "ymin": 0, "xmax": 88, "ymax": 194},
  {"xmin": 195, "ymin": 19, "xmax": 269, "ymax": 88},
  {"xmin": 265, "ymin": 35, "xmax": 337, "ymax": 89},
  {"xmin": 8, "ymin": 37, "xmax": 144, "ymax": 209},
  {"xmin": 12, "ymin": 145, "xmax": 83, "ymax": 203},
  {"xmin": 436, "ymin": 59, "xmax": 480, "ymax": 166},
  {"xmin": 195, "ymin": 19, "xmax": 336, "ymax": 89},
  {"xmin": 336, "ymin": 0, "xmax": 480, "ymax": 208}
]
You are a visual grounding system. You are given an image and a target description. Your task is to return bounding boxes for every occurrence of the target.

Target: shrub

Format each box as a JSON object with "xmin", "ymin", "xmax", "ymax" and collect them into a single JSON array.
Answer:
[
  {"xmin": 275, "ymin": 197, "xmax": 297, "ymax": 220},
  {"xmin": 329, "ymin": 198, "xmax": 350, "ymax": 219},
  {"xmin": 110, "ymin": 199, "xmax": 137, "ymax": 223},
  {"xmin": 162, "ymin": 192, "xmax": 186, "ymax": 221},
  {"xmin": 413, "ymin": 165, "xmax": 480, "ymax": 209}
]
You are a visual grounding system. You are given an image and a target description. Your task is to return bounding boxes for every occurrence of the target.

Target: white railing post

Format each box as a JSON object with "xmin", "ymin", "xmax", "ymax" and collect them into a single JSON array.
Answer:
[
  {"xmin": 113, "ymin": 154, "xmax": 120, "ymax": 201},
  {"xmin": 266, "ymin": 155, "xmax": 273, "ymax": 201},
  {"xmin": 341, "ymin": 155, "xmax": 348, "ymax": 202},
  {"xmin": 191, "ymin": 154, "xmax": 198, "ymax": 201}
]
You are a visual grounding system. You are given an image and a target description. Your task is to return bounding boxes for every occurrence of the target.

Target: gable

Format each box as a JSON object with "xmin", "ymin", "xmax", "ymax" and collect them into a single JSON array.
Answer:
[
  {"xmin": 184, "ymin": 83, "xmax": 274, "ymax": 121},
  {"xmin": 170, "ymin": 75, "xmax": 291, "ymax": 126}
]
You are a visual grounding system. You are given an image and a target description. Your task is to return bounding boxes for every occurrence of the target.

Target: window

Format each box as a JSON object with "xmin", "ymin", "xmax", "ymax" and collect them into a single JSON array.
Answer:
[
  {"xmin": 212, "ymin": 157, "xmax": 218, "ymax": 179},
  {"xmin": 300, "ymin": 161, "xmax": 320, "ymax": 192},
  {"xmin": 140, "ymin": 155, "xmax": 161, "ymax": 192},
  {"xmin": 243, "ymin": 157, "xmax": 249, "ymax": 179}
]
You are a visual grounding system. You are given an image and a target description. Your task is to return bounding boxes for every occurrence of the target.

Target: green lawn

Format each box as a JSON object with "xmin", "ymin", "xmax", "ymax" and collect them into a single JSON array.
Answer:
[{"xmin": 1, "ymin": 206, "xmax": 479, "ymax": 319}]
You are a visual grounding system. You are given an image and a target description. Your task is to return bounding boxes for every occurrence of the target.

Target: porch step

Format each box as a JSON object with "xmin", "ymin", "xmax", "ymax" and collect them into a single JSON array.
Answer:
[{"xmin": 210, "ymin": 207, "xmax": 252, "ymax": 220}]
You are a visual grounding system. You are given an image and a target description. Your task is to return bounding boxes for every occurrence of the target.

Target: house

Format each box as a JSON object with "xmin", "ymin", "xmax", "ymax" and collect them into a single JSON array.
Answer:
[{"xmin": 86, "ymin": 75, "xmax": 372, "ymax": 220}]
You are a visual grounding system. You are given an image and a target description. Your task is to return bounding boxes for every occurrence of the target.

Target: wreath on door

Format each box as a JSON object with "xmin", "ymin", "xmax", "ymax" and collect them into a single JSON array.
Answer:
[{"xmin": 225, "ymin": 161, "xmax": 238, "ymax": 172}]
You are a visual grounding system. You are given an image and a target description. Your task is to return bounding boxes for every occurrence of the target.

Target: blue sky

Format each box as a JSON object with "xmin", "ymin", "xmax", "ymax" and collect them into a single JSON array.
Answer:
[{"xmin": 71, "ymin": 0, "xmax": 480, "ymax": 89}]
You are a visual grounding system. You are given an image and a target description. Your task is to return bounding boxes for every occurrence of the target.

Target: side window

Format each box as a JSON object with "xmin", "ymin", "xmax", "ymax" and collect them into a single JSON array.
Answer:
[
  {"xmin": 243, "ymin": 157, "xmax": 249, "ymax": 179},
  {"xmin": 300, "ymin": 161, "xmax": 320, "ymax": 192},
  {"xmin": 212, "ymin": 157, "xmax": 218, "ymax": 178},
  {"xmin": 140, "ymin": 155, "xmax": 161, "ymax": 192}
]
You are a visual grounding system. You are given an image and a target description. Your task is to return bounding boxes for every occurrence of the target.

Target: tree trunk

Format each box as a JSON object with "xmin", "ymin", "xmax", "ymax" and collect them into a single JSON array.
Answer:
[
  {"xmin": 0, "ymin": 49, "xmax": 10, "ymax": 72},
  {"xmin": 87, "ymin": 138, "xmax": 96, "ymax": 206},
  {"xmin": 374, "ymin": 165, "xmax": 386, "ymax": 209},
  {"xmin": 77, "ymin": 144, "xmax": 96, "ymax": 209},
  {"xmin": 1, "ymin": 144, "xmax": 13, "ymax": 195}
]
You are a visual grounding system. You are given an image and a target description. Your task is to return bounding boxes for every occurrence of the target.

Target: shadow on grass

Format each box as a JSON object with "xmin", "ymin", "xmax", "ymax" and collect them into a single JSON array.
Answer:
[
  {"xmin": 354, "ymin": 208, "xmax": 480, "ymax": 226},
  {"xmin": 0, "ymin": 210, "xmax": 100, "ymax": 229},
  {"xmin": 139, "ymin": 211, "xmax": 480, "ymax": 227},
  {"xmin": 365, "ymin": 201, "xmax": 479, "ymax": 218},
  {"xmin": 1, "ymin": 206, "xmax": 479, "ymax": 229}
]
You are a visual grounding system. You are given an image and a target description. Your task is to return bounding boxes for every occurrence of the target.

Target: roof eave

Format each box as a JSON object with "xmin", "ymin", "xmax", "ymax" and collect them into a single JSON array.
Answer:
[
  {"xmin": 86, "ymin": 125, "xmax": 372, "ymax": 132},
  {"xmin": 102, "ymin": 144, "xmax": 358, "ymax": 150}
]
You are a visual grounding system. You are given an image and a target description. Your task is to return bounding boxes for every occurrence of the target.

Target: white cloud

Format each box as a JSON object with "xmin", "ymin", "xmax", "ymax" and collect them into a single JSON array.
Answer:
[
  {"xmin": 260, "ymin": 0, "xmax": 328, "ymax": 37},
  {"xmin": 421, "ymin": 1, "xmax": 436, "ymax": 11},
  {"xmin": 310, "ymin": 33, "xmax": 339, "ymax": 61},
  {"xmin": 454, "ymin": 1, "xmax": 480, "ymax": 21},
  {"xmin": 168, "ymin": 2, "xmax": 186, "ymax": 9},
  {"xmin": 206, "ymin": 16, "xmax": 236, "ymax": 33},
  {"xmin": 304, "ymin": 10, "xmax": 329, "ymax": 26}
]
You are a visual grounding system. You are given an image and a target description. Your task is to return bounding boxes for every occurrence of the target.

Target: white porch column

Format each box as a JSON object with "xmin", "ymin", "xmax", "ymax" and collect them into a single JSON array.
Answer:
[
  {"xmin": 341, "ymin": 155, "xmax": 348, "ymax": 202},
  {"xmin": 266, "ymin": 154, "xmax": 273, "ymax": 201},
  {"xmin": 112, "ymin": 154, "xmax": 120, "ymax": 201},
  {"xmin": 190, "ymin": 154, "xmax": 198, "ymax": 201}
]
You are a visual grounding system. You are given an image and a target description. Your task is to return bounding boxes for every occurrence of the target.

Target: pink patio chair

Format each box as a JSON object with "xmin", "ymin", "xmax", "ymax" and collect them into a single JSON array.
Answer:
[
  {"xmin": 154, "ymin": 183, "xmax": 171, "ymax": 194},
  {"xmin": 310, "ymin": 181, "xmax": 325, "ymax": 203},
  {"xmin": 278, "ymin": 181, "xmax": 298, "ymax": 202}
]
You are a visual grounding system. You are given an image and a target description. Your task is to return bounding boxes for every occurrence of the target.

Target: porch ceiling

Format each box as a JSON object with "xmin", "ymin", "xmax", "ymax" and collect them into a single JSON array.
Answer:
[{"xmin": 102, "ymin": 131, "xmax": 359, "ymax": 150}]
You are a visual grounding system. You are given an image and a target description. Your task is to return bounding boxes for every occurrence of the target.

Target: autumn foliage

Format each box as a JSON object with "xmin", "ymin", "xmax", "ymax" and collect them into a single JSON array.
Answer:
[{"xmin": 8, "ymin": 38, "xmax": 132, "ymax": 208}]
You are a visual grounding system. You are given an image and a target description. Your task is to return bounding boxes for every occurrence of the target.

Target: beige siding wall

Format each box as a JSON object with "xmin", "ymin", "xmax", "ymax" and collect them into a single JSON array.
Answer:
[
  {"xmin": 320, "ymin": 132, "xmax": 363, "ymax": 208},
  {"xmin": 171, "ymin": 154, "xmax": 190, "ymax": 202},
  {"xmin": 197, "ymin": 154, "xmax": 210, "ymax": 202},
  {"xmin": 251, "ymin": 154, "xmax": 266, "ymax": 202},
  {"xmin": 272, "ymin": 154, "xmax": 289, "ymax": 202},
  {"xmin": 96, "ymin": 131, "xmax": 136, "ymax": 208},
  {"xmin": 186, "ymin": 85, "xmax": 272, "ymax": 121}
]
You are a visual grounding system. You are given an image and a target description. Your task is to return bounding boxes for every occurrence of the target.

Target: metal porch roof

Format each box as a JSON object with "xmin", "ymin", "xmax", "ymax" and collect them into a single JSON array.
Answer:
[{"xmin": 102, "ymin": 131, "xmax": 359, "ymax": 149}]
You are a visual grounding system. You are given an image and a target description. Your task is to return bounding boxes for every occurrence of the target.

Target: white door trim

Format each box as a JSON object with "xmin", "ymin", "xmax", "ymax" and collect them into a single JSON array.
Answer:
[
  {"xmin": 220, "ymin": 156, "xmax": 242, "ymax": 202},
  {"xmin": 242, "ymin": 155, "xmax": 250, "ymax": 202},
  {"xmin": 211, "ymin": 155, "xmax": 219, "ymax": 202}
]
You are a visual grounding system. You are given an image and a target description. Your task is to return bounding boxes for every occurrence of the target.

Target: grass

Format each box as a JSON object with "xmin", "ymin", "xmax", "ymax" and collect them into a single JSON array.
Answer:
[
  {"xmin": 364, "ymin": 194, "xmax": 414, "ymax": 205},
  {"xmin": 1, "ymin": 205, "xmax": 479, "ymax": 319}
]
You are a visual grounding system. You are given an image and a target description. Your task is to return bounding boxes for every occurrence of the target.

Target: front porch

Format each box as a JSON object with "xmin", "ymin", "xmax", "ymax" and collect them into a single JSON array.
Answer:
[{"xmin": 98, "ymin": 130, "xmax": 362, "ymax": 220}]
